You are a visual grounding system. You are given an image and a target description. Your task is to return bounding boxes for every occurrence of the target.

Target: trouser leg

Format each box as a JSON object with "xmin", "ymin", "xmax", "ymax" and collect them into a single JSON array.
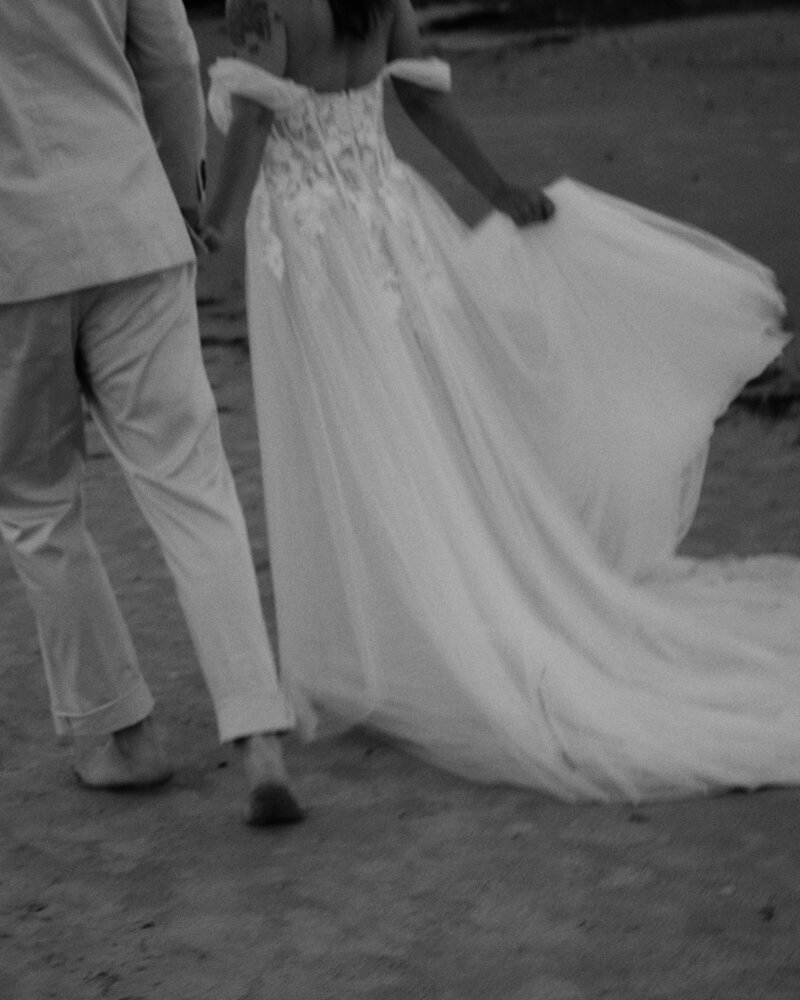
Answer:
[
  {"xmin": 76, "ymin": 265, "xmax": 294, "ymax": 742},
  {"xmin": 0, "ymin": 297, "xmax": 153, "ymax": 736}
]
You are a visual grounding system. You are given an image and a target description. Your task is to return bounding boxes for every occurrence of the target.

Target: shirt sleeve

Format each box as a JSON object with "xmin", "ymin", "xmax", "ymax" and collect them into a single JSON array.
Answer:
[{"xmin": 125, "ymin": 0, "xmax": 207, "ymax": 209}]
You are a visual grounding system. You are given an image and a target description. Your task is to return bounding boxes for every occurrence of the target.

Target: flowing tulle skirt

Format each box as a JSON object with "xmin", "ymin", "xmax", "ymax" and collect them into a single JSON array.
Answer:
[{"xmin": 244, "ymin": 171, "xmax": 800, "ymax": 802}]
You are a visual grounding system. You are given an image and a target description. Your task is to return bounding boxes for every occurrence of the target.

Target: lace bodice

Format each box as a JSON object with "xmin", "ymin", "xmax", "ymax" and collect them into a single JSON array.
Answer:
[
  {"xmin": 208, "ymin": 57, "xmax": 451, "ymax": 284},
  {"xmin": 208, "ymin": 57, "xmax": 450, "ymax": 207}
]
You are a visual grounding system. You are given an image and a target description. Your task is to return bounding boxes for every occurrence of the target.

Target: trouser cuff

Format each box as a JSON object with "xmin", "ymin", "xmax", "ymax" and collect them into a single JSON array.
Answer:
[
  {"xmin": 215, "ymin": 690, "xmax": 296, "ymax": 744},
  {"xmin": 53, "ymin": 679, "xmax": 154, "ymax": 738}
]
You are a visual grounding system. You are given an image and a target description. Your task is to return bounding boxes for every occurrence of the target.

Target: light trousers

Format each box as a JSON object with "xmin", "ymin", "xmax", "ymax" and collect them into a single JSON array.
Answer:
[{"xmin": 0, "ymin": 264, "xmax": 294, "ymax": 741}]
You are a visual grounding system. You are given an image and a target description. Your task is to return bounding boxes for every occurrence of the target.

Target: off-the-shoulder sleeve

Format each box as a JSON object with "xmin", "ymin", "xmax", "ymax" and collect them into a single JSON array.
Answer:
[
  {"xmin": 207, "ymin": 58, "xmax": 307, "ymax": 134},
  {"xmin": 384, "ymin": 58, "xmax": 451, "ymax": 92}
]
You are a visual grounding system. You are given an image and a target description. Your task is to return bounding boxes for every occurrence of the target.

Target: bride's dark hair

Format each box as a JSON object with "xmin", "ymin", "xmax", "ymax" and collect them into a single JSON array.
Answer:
[{"xmin": 328, "ymin": 0, "xmax": 391, "ymax": 40}]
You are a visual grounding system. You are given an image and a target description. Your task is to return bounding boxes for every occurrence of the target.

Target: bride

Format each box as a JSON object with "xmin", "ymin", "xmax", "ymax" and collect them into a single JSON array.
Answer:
[{"xmin": 201, "ymin": 0, "xmax": 800, "ymax": 803}]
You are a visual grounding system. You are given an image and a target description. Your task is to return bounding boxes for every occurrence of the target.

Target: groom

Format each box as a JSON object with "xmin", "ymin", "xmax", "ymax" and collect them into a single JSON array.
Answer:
[{"xmin": 0, "ymin": 0, "xmax": 302, "ymax": 825}]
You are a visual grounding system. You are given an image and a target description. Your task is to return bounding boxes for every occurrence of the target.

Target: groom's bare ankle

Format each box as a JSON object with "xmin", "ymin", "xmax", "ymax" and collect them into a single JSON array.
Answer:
[
  {"xmin": 73, "ymin": 716, "xmax": 173, "ymax": 789},
  {"xmin": 235, "ymin": 732, "xmax": 305, "ymax": 826}
]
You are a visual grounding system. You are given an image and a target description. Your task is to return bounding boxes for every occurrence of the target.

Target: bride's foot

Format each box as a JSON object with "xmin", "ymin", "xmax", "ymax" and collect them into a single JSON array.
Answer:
[
  {"xmin": 73, "ymin": 717, "xmax": 173, "ymax": 789},
  {"xmin": 235, "ymin": 733, "xmax": 305, "ymax": 827}
]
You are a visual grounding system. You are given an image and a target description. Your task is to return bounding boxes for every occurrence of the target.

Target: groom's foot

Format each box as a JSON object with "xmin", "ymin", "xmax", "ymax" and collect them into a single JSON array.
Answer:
[
  {"xmin": 235, "ymin": 733, "xmax": 305, "ymax": 827},
  {"xmin": 73, "ymin": 717, "xmax": 173, "ymax": 789}
]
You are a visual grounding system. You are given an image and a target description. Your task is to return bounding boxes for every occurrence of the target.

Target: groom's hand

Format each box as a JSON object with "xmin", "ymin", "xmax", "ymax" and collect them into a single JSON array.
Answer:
[
  {"xmin": 181, "ymin": 207, "xmax": 225, "ymax": 255},
  {"xmin": 198, "ymin": 225, "xmax": 224, "ymax": 253},
  {"xmin": 180, "ymin": 206, "xmax": 208, "ymax": 255}
]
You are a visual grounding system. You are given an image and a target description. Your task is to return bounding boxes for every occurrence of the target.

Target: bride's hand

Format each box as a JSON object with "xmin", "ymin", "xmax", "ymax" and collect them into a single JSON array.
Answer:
[
  {"xmin": 197, "ymin": 223, "xmax": 225, "ymax": 253},
  {"xmin": 180, "ymin": 206, "xmax": 225, "ymax": 255},
  {"xmin": 189, "ymin": 219, "xmax": 225, "ymax": 254},
  {"xmin": 493, "ymin": 184, "xmax": 555, "ymax": 226}
]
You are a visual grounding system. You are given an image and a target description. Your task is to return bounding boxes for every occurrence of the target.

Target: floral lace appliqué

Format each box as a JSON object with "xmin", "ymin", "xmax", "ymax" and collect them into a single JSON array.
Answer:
[
  {"xmin": 251, "ymin": 184, "xmax": 285, "ymax": 281},
  {"xmin": 250, "ymin": 77, "xmax": 446, "ymax": 307}
]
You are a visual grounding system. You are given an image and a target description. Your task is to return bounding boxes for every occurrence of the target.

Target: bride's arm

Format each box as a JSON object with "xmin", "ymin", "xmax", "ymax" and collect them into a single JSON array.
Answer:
[
  {"xmin": 202, "ymin": 0, "xmax": 284, "ymax": 247},
  {"xmin": 202, "ymin": 99, "xmax": 273, "ymax": 248},
  {"xmin": 388, "ymin": 0, "xmax": 553, "ymax": 225}
]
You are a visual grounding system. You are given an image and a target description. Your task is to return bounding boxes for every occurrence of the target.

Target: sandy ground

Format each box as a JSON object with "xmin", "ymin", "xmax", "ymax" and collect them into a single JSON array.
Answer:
[{"xmin": 2, "ymin": 10, "xmax": 800, "ymax": 1000}]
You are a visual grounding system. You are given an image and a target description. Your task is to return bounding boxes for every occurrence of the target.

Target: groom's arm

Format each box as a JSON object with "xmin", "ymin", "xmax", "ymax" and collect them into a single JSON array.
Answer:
[{"xmin": 125, "ymin": 0, "xmax": 207, "ymax": 214}]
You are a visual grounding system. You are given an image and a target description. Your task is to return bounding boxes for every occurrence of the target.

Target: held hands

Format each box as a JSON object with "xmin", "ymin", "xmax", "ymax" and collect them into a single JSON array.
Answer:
[
  {"xmin": 196, "ymin": 223, "xmax": 225, "ymax": 254},
  {"xmin": 180, "ymin": 207, "xmax": 225, "ymax": 255},
  {"xmin": 492, "ymin": 184, "xmax": 555, "ymax": 226}
]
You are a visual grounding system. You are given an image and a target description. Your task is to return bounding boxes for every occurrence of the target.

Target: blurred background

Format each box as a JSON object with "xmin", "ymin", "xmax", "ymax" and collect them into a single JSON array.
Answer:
[{"xmin": 182, "ymin": 0, "xmax": 792, "ymax": 31}]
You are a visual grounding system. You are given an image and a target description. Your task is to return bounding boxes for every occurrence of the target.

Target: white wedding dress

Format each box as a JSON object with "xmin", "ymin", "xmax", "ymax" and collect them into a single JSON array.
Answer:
[{"xmin": 208, "ymin": 56, "xmax": 800, "ymax": 802}]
